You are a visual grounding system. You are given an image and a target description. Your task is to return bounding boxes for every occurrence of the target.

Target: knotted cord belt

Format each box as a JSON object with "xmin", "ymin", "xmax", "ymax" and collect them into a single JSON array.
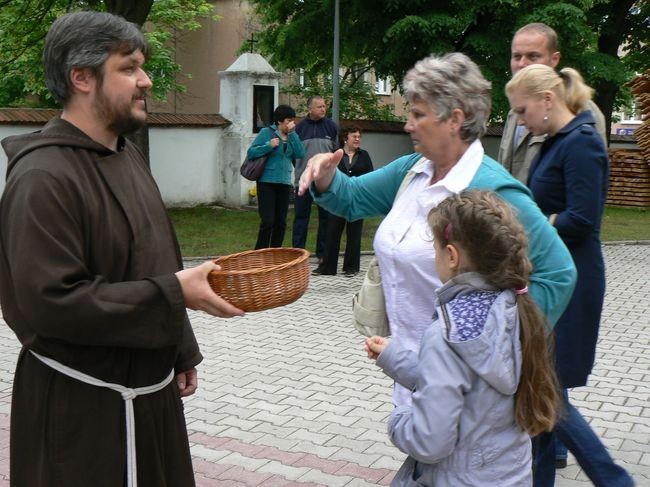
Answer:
[{"xmin": 30, "ymin": 350, "xmax": 175, "ymax": 487}]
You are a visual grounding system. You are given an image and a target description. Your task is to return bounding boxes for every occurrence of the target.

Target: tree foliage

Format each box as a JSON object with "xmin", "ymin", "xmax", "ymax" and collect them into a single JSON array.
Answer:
[
  {"xmin": 282, "ymin": 74, "xmax": 402, "ymax": 121},
  {"xmin": 0, "ymin": 0, "xmax": 215, "ymax": 107},
  {"xmin": 248, "ymin": 0, "xmax": 649, "ymax": 127}
]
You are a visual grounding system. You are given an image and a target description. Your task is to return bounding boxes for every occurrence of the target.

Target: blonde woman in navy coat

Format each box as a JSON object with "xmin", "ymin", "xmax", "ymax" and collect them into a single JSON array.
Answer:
[{"xmin": 507, "ymin": 65, "xmax": 633, "ymax": 487}]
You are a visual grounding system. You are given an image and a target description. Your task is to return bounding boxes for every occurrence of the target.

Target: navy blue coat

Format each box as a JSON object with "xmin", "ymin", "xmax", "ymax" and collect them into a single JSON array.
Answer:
[{"xmin": 527, "ymin": 111, "xmax": 609, "ymax": 388}]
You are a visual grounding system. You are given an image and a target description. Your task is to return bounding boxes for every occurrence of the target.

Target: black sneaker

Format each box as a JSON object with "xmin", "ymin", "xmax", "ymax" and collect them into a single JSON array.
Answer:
[
  {"xmin": 555, "ymin": 458, "xmax": 568, "ymax": 469},
  {"xmin": 343, "ymin": 270, "xmax": 359, "ymax": 277}
]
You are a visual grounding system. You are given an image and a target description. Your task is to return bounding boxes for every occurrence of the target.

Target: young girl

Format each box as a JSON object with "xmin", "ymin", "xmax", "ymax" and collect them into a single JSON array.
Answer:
[{"xmin": 366, "ymin": 190, "xmax": 560, "ymax": 486}]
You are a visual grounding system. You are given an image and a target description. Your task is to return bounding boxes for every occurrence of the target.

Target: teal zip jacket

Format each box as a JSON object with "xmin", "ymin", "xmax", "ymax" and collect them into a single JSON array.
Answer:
[
  {"xmin": 313, "ymin": 152, "xmax": 576, "ymax": 327},
  {"xmin": 247, "ymin": 124, "xmax": 305, "ymax": 186}
]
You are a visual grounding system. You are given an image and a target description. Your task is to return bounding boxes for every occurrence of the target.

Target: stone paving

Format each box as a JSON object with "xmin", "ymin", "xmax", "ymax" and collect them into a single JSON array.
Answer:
[{"xmin": 0, "ymin": 244, "xmax": 648, "ymax": 486}]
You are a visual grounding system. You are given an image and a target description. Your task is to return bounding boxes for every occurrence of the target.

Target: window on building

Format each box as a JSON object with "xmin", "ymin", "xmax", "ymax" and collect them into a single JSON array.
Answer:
[
  {"xmin": 376, "ymin": 77, "xmax": 391, "ymax": 95},
  {"xmin": 622, "ymin": 100, "xmax": 642, "ymax": 122}
]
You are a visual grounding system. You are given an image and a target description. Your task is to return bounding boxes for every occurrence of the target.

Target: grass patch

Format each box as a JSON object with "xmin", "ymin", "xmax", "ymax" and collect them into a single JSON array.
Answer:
[
  {"xmin": 168, "ymin": 205, "xmax": 650, "ymax": 257},
  {"xmin": 169, "ymin": 207, "xmax": 259, "ymax": 257},
  {"xmin": 601, "ymin": 206, "xmax": 650, "ymax": 242}
]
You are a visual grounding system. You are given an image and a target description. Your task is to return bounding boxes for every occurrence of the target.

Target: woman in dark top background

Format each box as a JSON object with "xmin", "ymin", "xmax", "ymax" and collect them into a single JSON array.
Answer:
[{"xmin": 313, "ymin": 125, "xmax": 374, "ymax": 276}]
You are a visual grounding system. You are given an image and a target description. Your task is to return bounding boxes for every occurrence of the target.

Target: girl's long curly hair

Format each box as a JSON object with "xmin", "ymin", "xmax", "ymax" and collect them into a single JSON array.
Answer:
[{"xmin": 428, "ymin": 190, "xmax": 560, "ymax": 435}]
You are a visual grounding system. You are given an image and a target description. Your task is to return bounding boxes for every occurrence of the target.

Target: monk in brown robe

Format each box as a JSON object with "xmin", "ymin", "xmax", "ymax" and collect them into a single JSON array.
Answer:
[{"xmin": 0, "ymin": 11, "xmax": 243, "ymax": 487}]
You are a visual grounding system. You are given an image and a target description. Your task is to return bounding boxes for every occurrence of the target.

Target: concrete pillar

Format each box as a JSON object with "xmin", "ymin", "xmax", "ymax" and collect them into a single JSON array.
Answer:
[{"xmin": 218, "ymin": 53, "xmax": 281, "ymax": 207}]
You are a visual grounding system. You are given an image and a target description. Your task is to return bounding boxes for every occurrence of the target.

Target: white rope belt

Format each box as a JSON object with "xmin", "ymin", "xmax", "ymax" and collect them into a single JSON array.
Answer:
[{"xmin": 30, "ymin": 351, "xmax": 175, "ymax": 487}]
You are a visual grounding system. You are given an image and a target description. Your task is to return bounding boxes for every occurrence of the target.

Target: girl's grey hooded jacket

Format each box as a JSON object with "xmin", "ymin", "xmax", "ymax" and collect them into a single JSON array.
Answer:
[{"xmin": 377, "ymin": 273, "xmax": 531, "ymax": 486}]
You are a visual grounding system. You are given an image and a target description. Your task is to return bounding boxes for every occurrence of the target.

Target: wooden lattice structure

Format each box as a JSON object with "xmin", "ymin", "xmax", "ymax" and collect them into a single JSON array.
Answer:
[
  {"xmin": 605, "ymin": 70, "xmax": 650, "ymax": 208},
  {"xmin": 606, "ymin": 149, "xmax": 650, "ymax": 207},
  {"xmin": 629, "ymin": 68, "xmax": 650, "ymax": 161}
]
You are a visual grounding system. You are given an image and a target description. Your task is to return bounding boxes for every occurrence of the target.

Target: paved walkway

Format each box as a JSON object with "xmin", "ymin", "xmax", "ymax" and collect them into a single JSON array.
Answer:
[{"xmin": 0, "ymin": 244, "xmax": 648, "ymax": 486}]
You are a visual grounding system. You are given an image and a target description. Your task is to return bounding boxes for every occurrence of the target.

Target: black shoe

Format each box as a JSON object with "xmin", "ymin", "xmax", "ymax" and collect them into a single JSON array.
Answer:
[
  {"xmin": 555, "ymin": 458, "xmax": 568, "ymax": 469},
  {"xmin": 343, "ymin": 270, "xmax": 359, "ymax": 277},
  {"xmin": 312, "ymin": 267, "xmax": 335, "ymax": 276}
]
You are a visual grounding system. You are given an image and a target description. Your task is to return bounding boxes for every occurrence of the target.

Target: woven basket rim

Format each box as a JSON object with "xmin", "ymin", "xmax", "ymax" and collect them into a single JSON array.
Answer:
[{"xmin": 210, "ymin": 247, "xmax": 310, "ymax": 276}]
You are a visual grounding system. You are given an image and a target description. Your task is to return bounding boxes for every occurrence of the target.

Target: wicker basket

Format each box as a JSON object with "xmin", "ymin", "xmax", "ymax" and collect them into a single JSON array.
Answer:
[{"xmin": 207, "ymin": 247, "xmax": 310, "ymax": 312}]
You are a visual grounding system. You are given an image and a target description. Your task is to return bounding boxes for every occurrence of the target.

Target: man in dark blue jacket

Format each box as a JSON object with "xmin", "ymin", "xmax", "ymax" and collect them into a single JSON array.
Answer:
[{"xmin": 292, "ymin": 95, "xmax": 339, "ymax": 262}]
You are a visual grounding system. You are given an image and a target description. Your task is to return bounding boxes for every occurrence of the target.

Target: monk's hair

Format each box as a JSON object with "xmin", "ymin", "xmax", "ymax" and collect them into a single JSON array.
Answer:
[
  {"xmin": 428, "ymin": 190, "xmax": 561, "ymax": 435},
  {"xmin": 44, "ymin": 11, "xmax": 148, "ymax": 105}
]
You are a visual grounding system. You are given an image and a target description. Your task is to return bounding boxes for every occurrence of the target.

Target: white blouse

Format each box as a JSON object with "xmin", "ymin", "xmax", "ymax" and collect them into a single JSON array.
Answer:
[{"xmin": 373, "ymin": 140, "xmax": 484, "ymax": 406}]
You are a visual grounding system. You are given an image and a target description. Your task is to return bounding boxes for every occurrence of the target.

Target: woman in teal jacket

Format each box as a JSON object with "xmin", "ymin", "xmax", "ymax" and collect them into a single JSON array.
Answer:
[
  {"xmin": 247, "ymin": 105, "xmax": 304, "ymax": 248},
  {"xmin": 298, "ymin": 53, "xmax": 576, "ymax": 412}
]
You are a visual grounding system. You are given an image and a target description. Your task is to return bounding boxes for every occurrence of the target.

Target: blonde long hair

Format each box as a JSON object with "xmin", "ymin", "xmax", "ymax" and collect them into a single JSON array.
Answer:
[
  {"xmin": 428, "ymin": 190, "xmax": 560, "ymax": 435},
  {"xmin": 506, "ymin": 63, "xmax": 593, "ymax": 115}
]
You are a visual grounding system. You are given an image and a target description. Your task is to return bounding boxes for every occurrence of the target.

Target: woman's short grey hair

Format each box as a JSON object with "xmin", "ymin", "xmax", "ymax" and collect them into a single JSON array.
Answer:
[
  {"xmin": 403, "ymin": 52, "xmax": 492, "ymax": 142},
  {"xmin": 43, "ymin": 11, "xmax": 148, "ymax": 105}
]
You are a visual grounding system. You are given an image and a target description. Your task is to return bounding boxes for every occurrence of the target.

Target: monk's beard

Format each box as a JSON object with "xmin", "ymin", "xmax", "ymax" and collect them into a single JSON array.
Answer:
[{"xmin": 93, "ymin": 85, "xmax": 147, "ymax": 136}]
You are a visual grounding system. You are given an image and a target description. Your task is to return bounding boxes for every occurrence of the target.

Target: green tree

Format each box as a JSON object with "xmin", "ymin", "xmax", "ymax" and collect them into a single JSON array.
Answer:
[
  {"xmin": 0, "ymin": 0, "xmax": 215, "ymax": 107},
  {"xmin": 281, "ymin": 70, "xmax": 403, "ymax": 121},
  {"xmin": 248, "ymin": 0, "xmax": 649, "ymax": 131},
  {"xmin": 586, "ymin": 0, "xmax": 649, "ymax": 134}
]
